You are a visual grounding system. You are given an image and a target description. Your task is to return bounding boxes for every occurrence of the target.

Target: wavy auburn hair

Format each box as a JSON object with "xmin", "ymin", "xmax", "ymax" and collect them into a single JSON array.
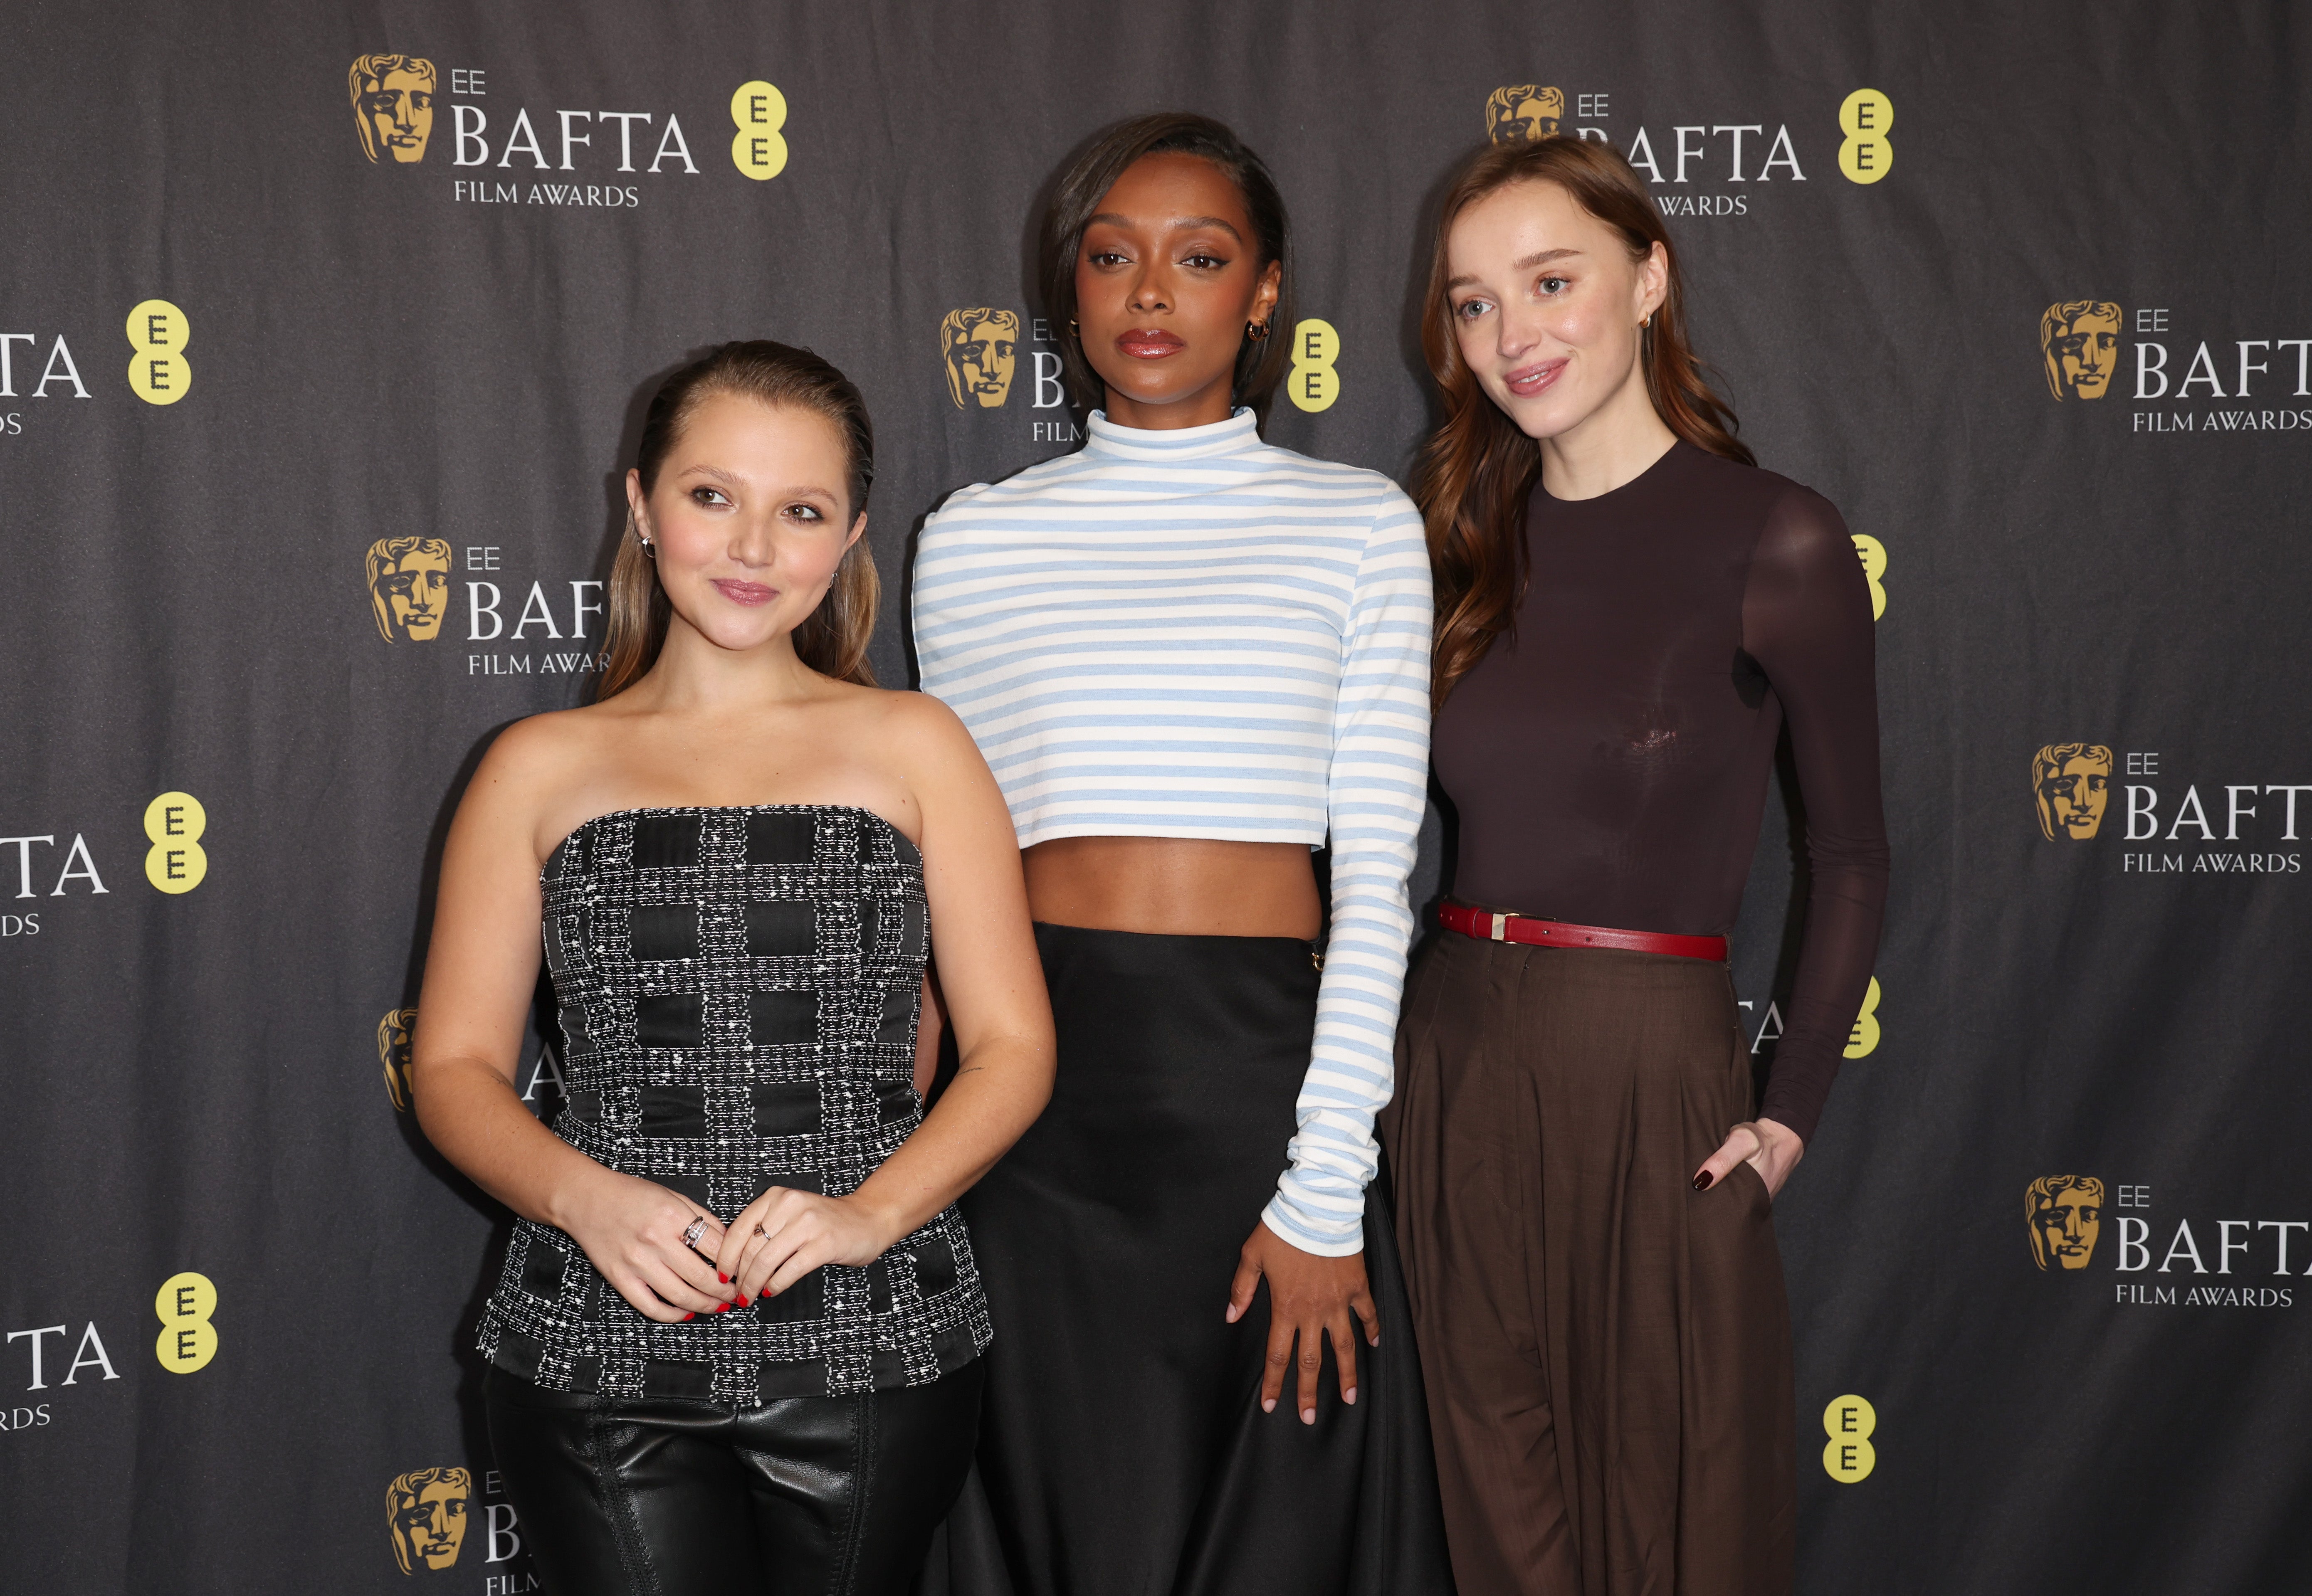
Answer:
[
  {"xmin": 1416, "ymin": 137, "xmax": 1752, "ymax": 703},
  {"xmin": 595, "ymin": 340, "xmax": 879, "ymax": 700}
]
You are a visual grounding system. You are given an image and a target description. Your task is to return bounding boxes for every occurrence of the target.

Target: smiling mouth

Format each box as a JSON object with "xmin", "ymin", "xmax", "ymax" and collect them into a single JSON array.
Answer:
[
  {"xmin": 1117, "ymin": 328, "xmax": 1186, "ymax": 360},
  {"xmin": 712, "ymin": 579, "xmax": 777, "ymax": 607},
  {"xmin": 1503, "ymin": 358, "xmax": 1568, "ymax": 398}
]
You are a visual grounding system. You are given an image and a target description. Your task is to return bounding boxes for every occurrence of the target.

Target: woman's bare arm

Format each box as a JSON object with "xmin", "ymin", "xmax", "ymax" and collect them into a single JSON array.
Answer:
[{"xmin": 409, "ymin": 720, "xmax": 731, "ymax": 1320}]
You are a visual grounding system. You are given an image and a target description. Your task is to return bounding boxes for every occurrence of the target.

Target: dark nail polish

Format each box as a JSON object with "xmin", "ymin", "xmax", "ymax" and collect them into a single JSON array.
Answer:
[{"xmin": 1693, "ymin": 1171, "xmax": 1714, "ymax": 1191}]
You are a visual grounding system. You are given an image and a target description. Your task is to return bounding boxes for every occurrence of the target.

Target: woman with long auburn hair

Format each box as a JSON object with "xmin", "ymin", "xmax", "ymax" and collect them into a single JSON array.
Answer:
[
  {"xmin": 1381, "ymin": 137, "xmax": 1889, "ymax": 1595},
  {"xmin": 410, "ymin": 340, "xmax": 1055, "ymax": 1594}
]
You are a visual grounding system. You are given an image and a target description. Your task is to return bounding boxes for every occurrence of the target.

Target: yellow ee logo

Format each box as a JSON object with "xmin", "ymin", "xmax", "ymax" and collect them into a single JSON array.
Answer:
[
  {"xmin": 126, "ymin": 299, "xmax": 191, "ymax": 405},
  {"xmin": 1845, "ymin": 976, "xmax": 1882, "ymax": 1059},
  {"xmin": 1823, "ymin": 1393, "xmax": 1876, "ymax": 1481},
  {"xmin": 1852, "ymin": 534, "xmax": 1887, "ymax": 621},
  {"xmin": 155, "ymin": 1271, "xmax": 218, "ymax": 1373},
  {"xmin": 730, "ymin": 81, "xmax": 788, "ymax": 180},
  {"xmin": 1287, "ymin": 318, "xmax": 1340, "ymax": 413},
  {"xmin": 144, "ymin": 791, "xmax": 208, "ymax": 894},
  {"xmin": 1838, "ymin": 90, "xmax": 1893, "ymax": 185}
]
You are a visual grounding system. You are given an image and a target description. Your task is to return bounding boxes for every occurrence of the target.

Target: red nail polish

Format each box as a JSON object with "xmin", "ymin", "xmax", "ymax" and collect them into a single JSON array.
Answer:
[
  {"xmin": 734, "ymin": 1295, "xmax": 750, "ymax": 1307},
  {"xmin": 682, "ymin": 1312, "xmax": 696, "ymax": 1321},
  {"xmin": 717, "ymin": 1272, "xmax": 729, "ymax": 1284},
  {"xmin": 1693, "ymin": 1171, "xmax": 1713, "ymax": 1191}
]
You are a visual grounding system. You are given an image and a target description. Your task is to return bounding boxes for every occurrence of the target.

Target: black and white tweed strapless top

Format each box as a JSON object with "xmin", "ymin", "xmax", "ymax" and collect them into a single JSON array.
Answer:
[{"xmin": 476, "ymin": 804, "xmax": 990, "ymax": 1402}]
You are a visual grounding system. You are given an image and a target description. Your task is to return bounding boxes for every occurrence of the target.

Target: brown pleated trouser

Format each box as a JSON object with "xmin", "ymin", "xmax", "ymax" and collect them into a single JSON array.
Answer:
[{"xmin": 1381, "ymin": 931, "xmax": 1795, "ymax": 1596}]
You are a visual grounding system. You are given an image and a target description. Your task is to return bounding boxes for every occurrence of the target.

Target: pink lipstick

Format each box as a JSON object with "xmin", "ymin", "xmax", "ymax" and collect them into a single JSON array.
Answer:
[
  {"xmin": 1503, "ymin": 357, "xmax": 1568, "ymax": 398},
  {"xmin": 712, "ymin": 579, "xmax": 777, "ymax": 607}
]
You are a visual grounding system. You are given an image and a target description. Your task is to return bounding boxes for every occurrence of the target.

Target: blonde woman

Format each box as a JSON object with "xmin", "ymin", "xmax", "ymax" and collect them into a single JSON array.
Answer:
[{"xmin": 412, "ymin": 341, "xmax": 1055, "ymax": 1595}]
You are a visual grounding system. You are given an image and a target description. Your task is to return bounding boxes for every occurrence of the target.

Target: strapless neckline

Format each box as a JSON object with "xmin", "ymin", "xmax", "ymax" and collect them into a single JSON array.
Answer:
[{"xmin": 543, "ymin": 803, "xmax": 909, "ymax": 878}]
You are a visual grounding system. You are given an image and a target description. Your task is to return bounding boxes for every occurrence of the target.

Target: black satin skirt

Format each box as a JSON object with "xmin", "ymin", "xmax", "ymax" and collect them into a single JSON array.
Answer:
[
  {"xmin": 919, "ymin": 923, "xmax": 1455, "ymax": 1596},
  {"xmin": 487, "ymin": 1359, "xmax": 982, "ymax": 1596}
]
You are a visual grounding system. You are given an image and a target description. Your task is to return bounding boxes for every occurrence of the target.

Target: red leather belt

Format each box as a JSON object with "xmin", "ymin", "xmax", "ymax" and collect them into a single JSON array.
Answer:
[{"xmin": 1438, "ymin": 900, "xmax": 1727, "ymax": 962}]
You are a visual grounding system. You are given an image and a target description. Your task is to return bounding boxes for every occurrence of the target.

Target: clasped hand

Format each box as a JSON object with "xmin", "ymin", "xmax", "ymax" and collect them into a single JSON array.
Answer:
[
  {"xmin": 562, "ymin": 1169, "xmax": 896, "ymax": 1322},
  {"xmin": 1226, "ymin": 1220, "xmax": 1379, "ymax": 1426}
]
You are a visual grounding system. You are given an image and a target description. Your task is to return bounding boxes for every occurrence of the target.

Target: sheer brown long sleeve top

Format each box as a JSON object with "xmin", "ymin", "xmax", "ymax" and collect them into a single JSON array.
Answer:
[{"xmin": 1430, "ymin": 441, "xmax": 1889, "ymax": 1145}]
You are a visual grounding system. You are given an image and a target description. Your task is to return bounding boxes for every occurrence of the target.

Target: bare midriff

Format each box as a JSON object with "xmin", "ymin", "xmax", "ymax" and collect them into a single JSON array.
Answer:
[{"xmin": 1022, "ymin": 836, "xmax": 1322, "ymax": 940}]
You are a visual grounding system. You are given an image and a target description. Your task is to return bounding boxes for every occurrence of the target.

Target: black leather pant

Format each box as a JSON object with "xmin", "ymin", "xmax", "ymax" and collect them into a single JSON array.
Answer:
[{"xmin": 485, "ymin": 1360, "xmax": 983, "ymax": 1596}]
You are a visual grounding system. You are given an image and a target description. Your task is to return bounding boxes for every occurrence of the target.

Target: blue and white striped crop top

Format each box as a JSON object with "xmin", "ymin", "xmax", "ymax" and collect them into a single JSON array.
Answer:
[{"xmin": 911, "ymin": 408, "xmax": 1433, "ymax": 1255}]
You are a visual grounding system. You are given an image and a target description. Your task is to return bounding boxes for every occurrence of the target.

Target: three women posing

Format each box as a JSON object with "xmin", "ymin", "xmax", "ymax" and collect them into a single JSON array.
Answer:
[{"xmin": 411, "ymin": 118, "xmax": 1885, "ymax": 1596}]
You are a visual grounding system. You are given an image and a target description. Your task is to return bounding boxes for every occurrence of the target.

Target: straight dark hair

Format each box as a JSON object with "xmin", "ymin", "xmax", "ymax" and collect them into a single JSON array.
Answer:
[
  {"xmin": 1416, "ymin": 137, "xmax": 1752, "ymax": 704},
  {"xmin": 596, "ymin": 340, "xmax": 879, "ymax": 700},
  {"xmin": 1038, "ymin": 112, "xmax": 1294, "ymax": 414}
]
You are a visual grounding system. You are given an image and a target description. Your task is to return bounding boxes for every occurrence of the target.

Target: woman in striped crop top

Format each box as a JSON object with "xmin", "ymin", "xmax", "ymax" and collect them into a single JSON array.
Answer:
[{"xmin": 912, "ymin": 115, "xmax": 1453, "ymax": 1596}]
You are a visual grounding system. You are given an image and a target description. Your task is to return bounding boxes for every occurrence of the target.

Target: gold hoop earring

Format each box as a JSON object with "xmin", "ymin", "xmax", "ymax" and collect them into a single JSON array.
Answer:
[
  {"xmin": 1067, "ymin": 318, "xmax": 1079, "ymax": 337},
  {"xmin": 1642, "ymin": 314, "xmax": 1652, "ymax": 328},
  {"xmin": 1246, "ymin": 319, "xmax": 1272, "ymax": 342}
]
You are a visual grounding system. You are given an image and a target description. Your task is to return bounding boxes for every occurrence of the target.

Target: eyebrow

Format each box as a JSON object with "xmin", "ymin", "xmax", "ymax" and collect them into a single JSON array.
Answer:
[
  {"xmin": 677, "ymin": 465, "xmax": 840, "ymax": 504},
  {"xmin": 1087, "ymin": 211, "xmax": 1246, "ymax": 243},
  {"xmin": 1445, "ymin": 247, "xmax": 1585, "ymax": 290}
]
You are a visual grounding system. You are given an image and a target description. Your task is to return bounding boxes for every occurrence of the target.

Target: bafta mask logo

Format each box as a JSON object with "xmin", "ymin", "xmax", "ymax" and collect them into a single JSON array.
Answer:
[
  {"xmin": 366, "ymin": 537, "xmax": 453, "ymax": 642},
  {"xmin": 941, "ymin": 308, "xmax": 1020, "ymax": 409},
  {"xmin": 379, "ymin": 1008, "xmax": 417, "ymax": 1111},
  {"xmin": 2026, "ymin": 1175, "xmax": 2104, "ymax": 1271},
  {"xmin": 387, "ymin": 1467, "xmax": 471, "ymax": 1573},
  {"xmin": 1486, "ymin": 85, "xmax": 1566, "ymax": 144},
  {"xmin": 349, "ymin": 55, "xmax": 437, "ymax": 165},
  {"xmin": 2040, "ymin": 300, "xmax": 2120, "ymax": 401},
  {"xmin": 2031, "ymin": 743, "xmax": 2114, "ymax": 841}
]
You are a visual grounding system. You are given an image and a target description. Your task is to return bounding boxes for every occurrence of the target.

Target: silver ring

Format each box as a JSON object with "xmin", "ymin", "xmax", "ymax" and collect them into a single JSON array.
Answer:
[
  {"xmin": 753, "ymin": 1223, "xmax": 768, "ymax": 1238},
  {"xmin": 681, "ymin": 1216, "xmax": 708, "ymax": 1248}
]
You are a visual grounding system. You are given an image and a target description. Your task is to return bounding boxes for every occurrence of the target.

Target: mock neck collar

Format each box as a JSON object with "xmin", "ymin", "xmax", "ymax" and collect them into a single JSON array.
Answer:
[{"xmin": 1082, "ymin": 407, "xmax": 1262, "ymax": 462}]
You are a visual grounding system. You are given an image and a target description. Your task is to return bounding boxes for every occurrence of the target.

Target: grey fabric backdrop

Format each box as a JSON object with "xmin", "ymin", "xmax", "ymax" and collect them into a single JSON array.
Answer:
[{"xmin": 2, "ymin": 2, "xmax": 2307, "ymax": 1591}]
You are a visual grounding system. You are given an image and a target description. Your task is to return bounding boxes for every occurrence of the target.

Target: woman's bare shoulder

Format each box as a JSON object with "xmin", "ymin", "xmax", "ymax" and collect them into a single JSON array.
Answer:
[
  {"xmin": 848, "ymin": 686, "xmax": 978, "ymax": 760},
  {"xmin": 457, "ymin": 703, "xmax": 632, "ymax": 831}
]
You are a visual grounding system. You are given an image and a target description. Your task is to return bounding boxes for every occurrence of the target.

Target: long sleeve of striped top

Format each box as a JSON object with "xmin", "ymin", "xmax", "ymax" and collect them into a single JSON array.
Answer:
[{"xmin": 911, "ymin": 408, "xmax": 1433, "ymax": 1256}]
